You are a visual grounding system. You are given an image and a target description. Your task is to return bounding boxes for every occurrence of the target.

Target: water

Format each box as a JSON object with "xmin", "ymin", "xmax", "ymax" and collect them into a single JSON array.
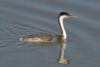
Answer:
[{"xmin": 0, "ymin": 0, "xmax": 100, "ymax": 67}]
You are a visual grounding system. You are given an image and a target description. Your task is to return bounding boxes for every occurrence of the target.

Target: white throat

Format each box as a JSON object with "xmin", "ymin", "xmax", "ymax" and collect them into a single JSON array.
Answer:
[{"xmin": 59, "ymin": 15, "xmax": 68, "ymax": 40}]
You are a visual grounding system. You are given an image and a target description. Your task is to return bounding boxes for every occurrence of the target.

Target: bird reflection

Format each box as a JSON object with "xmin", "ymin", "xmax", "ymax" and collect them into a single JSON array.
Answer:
[
  {"xmin": 19, "ymin": 40, "xmax": 70, "ymax": 64},
  {"xmin": 57, "ymin": 40, "xmax": 70, "ymax": 64}
]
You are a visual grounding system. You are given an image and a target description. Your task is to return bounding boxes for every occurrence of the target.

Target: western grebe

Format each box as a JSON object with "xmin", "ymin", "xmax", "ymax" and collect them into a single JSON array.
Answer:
[{"xmin": 19, "ymin": 12, "xmax": 77, "ymax": 43}]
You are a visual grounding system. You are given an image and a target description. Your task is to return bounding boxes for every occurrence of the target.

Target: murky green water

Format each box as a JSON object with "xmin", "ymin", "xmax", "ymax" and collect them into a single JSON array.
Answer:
[{"xmin": 0, "ymin": 0, "xmax": 100, "ymax": 67}]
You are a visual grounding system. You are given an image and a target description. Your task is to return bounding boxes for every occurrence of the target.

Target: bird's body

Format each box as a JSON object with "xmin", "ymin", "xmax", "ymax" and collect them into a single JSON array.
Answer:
[
  {"xmin": 19, "ymin": 12, "xmax": 77, "ymax": 43},
  {"xmin": 19, "ymin": 33, "xmax": 61, "ymax": 42}
]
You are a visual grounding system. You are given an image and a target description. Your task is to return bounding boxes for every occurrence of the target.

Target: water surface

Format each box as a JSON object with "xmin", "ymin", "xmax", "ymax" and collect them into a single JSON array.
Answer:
[{"xmin": 0, "ymin": 0, "xmax": 100, "ymax": 67}]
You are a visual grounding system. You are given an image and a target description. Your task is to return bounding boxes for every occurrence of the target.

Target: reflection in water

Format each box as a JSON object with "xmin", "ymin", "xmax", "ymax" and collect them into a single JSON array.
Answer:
[
  {"xmin": 19, "ymin": 41, "xmax": 58, "ymax": 47},
  {"xmin": 19, "ymin": 40, "xmax": 70, "ymax": 64},
  {"xmin": 57, "ymin": 40, "xmax": 70, "ymax": 64}
]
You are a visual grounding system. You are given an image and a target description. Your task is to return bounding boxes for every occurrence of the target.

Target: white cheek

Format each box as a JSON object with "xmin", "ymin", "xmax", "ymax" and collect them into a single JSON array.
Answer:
[{"xmin": 60, "ymin": 15, "xmax": 69, "ymax": 20}]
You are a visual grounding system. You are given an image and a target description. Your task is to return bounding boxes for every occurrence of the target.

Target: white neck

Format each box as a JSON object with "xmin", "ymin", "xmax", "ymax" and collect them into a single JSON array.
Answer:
[{"xmin": 59, "ymin": 15, "xmax": 68, "ymax": 40}]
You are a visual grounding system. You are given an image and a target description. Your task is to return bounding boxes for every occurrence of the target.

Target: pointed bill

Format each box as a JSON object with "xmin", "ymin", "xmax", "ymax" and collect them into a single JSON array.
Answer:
[{"xmin": 69, "ymin": 16, "xmax": 78, "ymax": 18}]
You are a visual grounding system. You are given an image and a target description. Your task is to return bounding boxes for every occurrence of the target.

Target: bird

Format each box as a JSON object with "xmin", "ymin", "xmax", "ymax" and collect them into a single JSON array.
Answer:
[{"xmin": 19, "ymin": 12, "xmax": 77, "ymax": 43}]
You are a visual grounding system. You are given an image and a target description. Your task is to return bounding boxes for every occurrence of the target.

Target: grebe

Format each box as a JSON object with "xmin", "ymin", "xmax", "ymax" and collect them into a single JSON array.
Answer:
[{"xmin": 19, "ymin": 12, "xmax": 77, "ymax": 43}]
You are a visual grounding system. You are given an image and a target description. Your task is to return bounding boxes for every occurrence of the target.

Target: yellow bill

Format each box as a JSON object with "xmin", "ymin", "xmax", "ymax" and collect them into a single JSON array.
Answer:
[{"xmin": 69, "ymin": 16, "xmax": 79, "ymax": 18}]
